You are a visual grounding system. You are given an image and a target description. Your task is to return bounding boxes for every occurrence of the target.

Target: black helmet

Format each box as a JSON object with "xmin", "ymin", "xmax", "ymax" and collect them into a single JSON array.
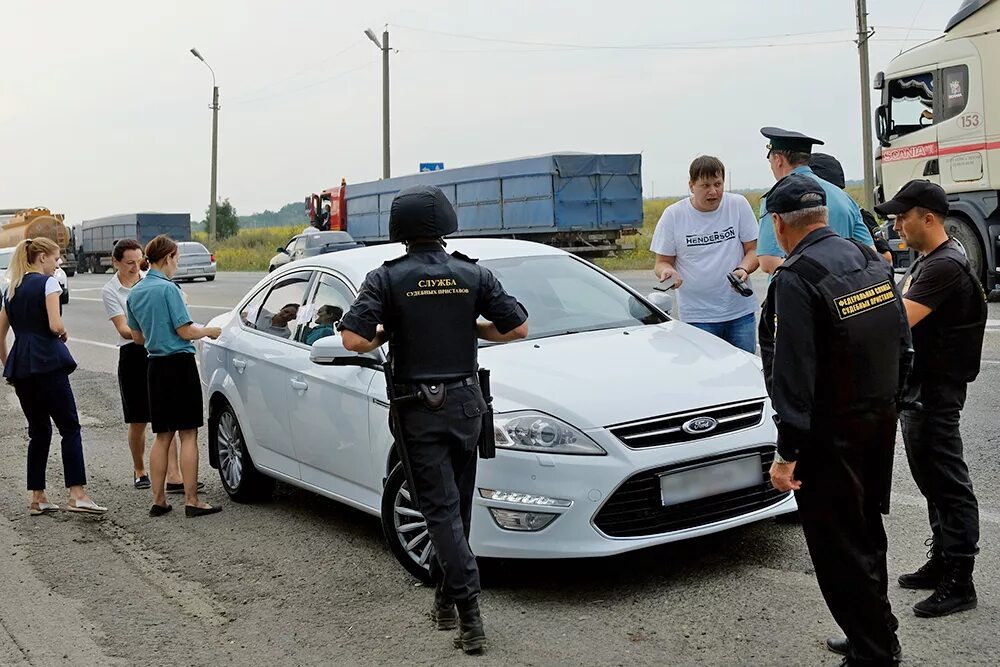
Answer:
[{"xmin": 388, "ymin": 185, "xmax": 458, "ymax": 242}]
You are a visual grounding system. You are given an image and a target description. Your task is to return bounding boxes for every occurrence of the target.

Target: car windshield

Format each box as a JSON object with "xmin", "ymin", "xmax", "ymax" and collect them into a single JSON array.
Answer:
[
  {"xmin": 480, "ymin": 255, "xmax": 666, "ymax": 341},
  {"xmin": 304, "ymin": 232, "xmax": 353, "ymax": 248}
]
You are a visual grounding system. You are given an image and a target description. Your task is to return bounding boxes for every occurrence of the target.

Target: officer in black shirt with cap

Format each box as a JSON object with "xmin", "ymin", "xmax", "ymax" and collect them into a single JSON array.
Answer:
[
  {"xmin": 875, "ymin": 179, "xmax": 987, "ymax": 618},
  {"xmin": 761, "ymin": 174, "xmax": 910, "ymax": 666},
  {"xmin": 809, "ymin": 152, "xmax": 893, "ymax": 264},
  {"xmin": 339, "ymin": 185, "xmax": 528, "ymax": 654}
]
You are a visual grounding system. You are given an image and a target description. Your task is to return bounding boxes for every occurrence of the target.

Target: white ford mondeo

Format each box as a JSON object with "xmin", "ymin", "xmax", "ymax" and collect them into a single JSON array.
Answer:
[{"xmin": 199, "ymin": 238, "xmax": 794, "ymax": 581}]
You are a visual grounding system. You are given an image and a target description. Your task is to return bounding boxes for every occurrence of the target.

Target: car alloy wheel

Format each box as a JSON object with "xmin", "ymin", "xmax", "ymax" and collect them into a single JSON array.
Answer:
[
  {"xmin": 209, "ymin": 402, "xmax": 274, "ymax": 502},
  {"xmin": 381, "ymin": 463, "xmax": 434, "ymax": 584},
  {"xmin": 217, "ymin": 410, "xmax": 244, "ymax": 491}
]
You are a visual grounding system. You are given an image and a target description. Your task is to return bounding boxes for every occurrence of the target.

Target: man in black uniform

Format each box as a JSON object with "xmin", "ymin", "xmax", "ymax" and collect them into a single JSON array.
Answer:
[
  {"xmin": 809, "ymin": 152, "xmax": 894, "ymax": 264},
  {"xmin": 875, "ymin": 180, "xmax": 987, "ymax": 618},
  {"xmin": 339, "ymin": 185, "xmax": 528, "ymax": 654},
  {"xmin": 761, "ymin": 174, "xmax": 910, "ymax": 666}
]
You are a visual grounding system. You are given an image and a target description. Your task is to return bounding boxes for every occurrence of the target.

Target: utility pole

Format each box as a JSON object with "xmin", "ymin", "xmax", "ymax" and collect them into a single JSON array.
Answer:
[
  {"xmin": 856, "ymin": 0, "xmax": 875, "ymax": 211},
  {"xmin": 191, "ymin": 48, "xmax": 220, "ymax": 242},
  {"xmin": 365, "ymin": 27, "xmax": 391, "ymax": 179}
]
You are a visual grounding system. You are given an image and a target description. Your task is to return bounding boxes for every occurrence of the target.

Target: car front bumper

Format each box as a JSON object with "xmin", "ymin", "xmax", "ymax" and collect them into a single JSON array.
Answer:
[{"xmin": 468, "ymin": 421, "xmax": 795, "ymax": 559}]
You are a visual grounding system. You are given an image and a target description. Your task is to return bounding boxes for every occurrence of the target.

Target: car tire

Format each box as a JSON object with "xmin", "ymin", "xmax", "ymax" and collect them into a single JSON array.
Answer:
[
  {"xmin": 65, "ymin": 268, "xmax": 75, "ymax": 277},
  {"xmin": 381, "ymin": 463, "xmax": 434, "ymax": 584},
  {"xmin": 210, "ymin": 401, "xmax": 274, "ymax": 502},
  {"xmin": 945, "ymin": 216, "xmax": 985, "ymax": 285}
]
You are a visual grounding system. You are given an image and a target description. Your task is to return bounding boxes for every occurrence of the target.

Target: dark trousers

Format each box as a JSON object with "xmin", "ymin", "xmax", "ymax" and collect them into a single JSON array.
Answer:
[
  {"xmin": 901, "ymin": 381, "xmax": 979, "ymax": 558},
  {"xmin": 398, "ymin": 384, "xmax": 485, "ymax": 602},
  {"xmin": 794, "ymin": 408, "xmax": 899, "ymax": 666},
  {"xmin": 13, "ymin": 371, "xmax": 87, "ymax": 491}
]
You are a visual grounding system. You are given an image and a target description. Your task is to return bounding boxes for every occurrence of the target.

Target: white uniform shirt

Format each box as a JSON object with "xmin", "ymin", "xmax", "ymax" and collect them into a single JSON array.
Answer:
[{"xmin": 102, "ymin": 272, "xmax": 145, "ymax": 346}]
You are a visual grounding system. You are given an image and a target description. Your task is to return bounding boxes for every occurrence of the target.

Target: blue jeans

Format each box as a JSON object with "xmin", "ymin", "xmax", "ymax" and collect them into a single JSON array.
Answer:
[{"xmin": 689, "ymin": 312, "xmax": 757, "ymax": 353}]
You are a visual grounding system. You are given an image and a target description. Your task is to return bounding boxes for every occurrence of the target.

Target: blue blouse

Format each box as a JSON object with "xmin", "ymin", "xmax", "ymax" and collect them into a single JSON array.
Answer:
[{"xmin": 125, "ymin": 269, "xmax": 196, "ymax": 356}]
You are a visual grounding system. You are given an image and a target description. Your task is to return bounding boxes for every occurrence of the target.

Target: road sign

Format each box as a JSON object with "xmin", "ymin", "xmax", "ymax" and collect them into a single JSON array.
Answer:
[{"xmin": 419, "ymin": 162, "xmax": 444, "ymax": 172}]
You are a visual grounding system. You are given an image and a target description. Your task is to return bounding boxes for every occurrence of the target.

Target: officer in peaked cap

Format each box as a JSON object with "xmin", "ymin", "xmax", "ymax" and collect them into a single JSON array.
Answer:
[
  {"xmin": 760, "ymin": 173, "xmax": 910, "ymax": 666},
  {"xmin": 339, "ymin": 185, "xmax": 528, "ymax": 654},
  {"xmin": 756, "ymin": 129, "xmax": 876, "ymax": 395}
]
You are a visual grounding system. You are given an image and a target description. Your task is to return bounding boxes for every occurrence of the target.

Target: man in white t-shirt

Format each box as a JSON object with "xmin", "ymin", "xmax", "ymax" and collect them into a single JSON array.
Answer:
[{"xmin": 650, "ymin": 156, "xmax": 760, "ymax": 352}]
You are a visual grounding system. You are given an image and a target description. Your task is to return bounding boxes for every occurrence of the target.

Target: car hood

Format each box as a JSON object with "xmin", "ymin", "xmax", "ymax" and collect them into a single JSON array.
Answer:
[{"xmin": 480, "ymin": 322, "xmax": 767, "ymax": 429}]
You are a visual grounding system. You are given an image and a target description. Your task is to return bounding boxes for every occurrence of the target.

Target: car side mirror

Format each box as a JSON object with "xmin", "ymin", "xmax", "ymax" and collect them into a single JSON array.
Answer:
[
  {"xmin": 646, "ymin": 291, "xmax": 673, "ymax": 315},
  {"xmin": 310, "ymin": 335, "xmax": 382, "ymax": 371},
  {"xmin": 277, "ymin": 246, "xmax": 289, "ymax": 254}
]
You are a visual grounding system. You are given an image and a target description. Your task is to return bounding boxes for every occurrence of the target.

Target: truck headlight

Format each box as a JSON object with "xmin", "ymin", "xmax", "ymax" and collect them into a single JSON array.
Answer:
[{"xmin": 494, "ymin": 412, "xmax": 605, "ymax": 455}]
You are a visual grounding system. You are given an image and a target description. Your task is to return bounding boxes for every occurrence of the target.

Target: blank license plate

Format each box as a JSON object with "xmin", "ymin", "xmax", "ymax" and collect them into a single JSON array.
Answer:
[{"xmin": 659, "ymin": 454, "xmax": 762, "ymax": 506}]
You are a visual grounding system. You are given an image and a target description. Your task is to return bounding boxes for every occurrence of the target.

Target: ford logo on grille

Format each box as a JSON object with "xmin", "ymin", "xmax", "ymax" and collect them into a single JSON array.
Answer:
[{"xmin": 681, "ymin": 416, "xmax": 719, "ymax": 435}]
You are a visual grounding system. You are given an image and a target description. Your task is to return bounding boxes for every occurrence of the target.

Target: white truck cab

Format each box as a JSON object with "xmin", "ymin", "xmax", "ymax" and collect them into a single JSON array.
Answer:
[{"xmin": 874, "ymin": 0, "xmax": 1000, "ymax": 294}]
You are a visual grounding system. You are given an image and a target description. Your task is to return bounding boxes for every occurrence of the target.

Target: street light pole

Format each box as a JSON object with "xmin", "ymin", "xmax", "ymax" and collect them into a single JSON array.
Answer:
[
  {"xmin": 191, "ymin": 47, "xmax": 220, "ymax": 242},
  {"xmin": 856, "ymin": 0, "xmax": 875, "ymax": 211},
  {"xmin": 365, "ymin": 28, "xmax": 390, "ymax": 179}
]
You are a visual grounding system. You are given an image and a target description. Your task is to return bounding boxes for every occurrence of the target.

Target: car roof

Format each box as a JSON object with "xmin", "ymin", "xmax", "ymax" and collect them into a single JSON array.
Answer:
[{"xmin": 285, "ymin": 238, "xmax": 568, "ymax": 288}]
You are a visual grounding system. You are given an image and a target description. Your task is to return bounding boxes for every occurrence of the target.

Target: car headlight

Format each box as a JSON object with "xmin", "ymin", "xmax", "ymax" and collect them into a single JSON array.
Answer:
[{"xmin": 493, "ymin": 412, "xmax": 605, "ymax": 455}]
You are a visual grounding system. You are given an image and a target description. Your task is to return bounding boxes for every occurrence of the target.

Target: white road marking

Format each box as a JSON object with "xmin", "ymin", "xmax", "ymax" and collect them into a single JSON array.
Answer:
[
  {"xmin": 72, "ymin": 296, "xmax": 230, "ymax": 311},
  {"xmin": 983, "ymin": 360, "xmax": 1000, "ymax": 365},
  {"xmin": 67, "ymin": 337, "xmax": 118, "ymax": 350}
]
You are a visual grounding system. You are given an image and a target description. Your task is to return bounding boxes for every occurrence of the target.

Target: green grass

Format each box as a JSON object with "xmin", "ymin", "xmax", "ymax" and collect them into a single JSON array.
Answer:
[
  {"xmin": 194, "ymin": 225, "xmax": 301, "ymax": 271},
  {"xmin": 195, "ymin": 185, "xmax": 867, "ymax": 272}
]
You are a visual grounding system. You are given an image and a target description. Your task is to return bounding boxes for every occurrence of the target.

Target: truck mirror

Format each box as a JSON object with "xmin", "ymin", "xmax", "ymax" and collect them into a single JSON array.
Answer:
[
  {"xmin": 875, "ymin": 106, "xmax": 891, "ymax": 147},
  {"xmin": 873, "ymin": 71, "xmax": 885, "ymax": 90}
]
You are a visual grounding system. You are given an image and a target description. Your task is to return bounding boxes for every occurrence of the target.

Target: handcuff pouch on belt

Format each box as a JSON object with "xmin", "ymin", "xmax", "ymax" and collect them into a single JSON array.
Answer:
[{"xmin": 417, "ymin": 383, "xmax": 447, "ymax": 410}]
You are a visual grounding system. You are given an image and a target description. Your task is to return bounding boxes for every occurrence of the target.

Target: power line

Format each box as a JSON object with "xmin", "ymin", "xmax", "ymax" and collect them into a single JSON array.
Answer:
[
  {"xmin": 228, "ymin": 60, "xmax": 377, "ymax": 107},
  {"xmin": 227, "ymin": 41, "xmax": 365, "ymax": 104}
]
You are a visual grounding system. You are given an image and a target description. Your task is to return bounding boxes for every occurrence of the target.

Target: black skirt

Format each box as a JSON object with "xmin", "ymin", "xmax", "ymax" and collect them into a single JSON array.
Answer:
[
  {"xmin": 147, "ymin": 352, "xmax": 203, "ymax": 434},
  {"xmin": 118, "ymin": 343, "xmax": 151, "ymax": 424}
]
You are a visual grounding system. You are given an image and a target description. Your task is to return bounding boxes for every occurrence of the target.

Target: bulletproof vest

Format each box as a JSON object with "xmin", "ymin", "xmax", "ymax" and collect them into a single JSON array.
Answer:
[
  {"xmin": 776, "ymin": 239, "xmax": 904, "ymax": 415},
  {"xmin": 908, "ymin": 245, "xmax": 987, "ymax": 385},
  {"xmin": 382, "ymin": 249, "xmax": 481, "ymax": 382}
]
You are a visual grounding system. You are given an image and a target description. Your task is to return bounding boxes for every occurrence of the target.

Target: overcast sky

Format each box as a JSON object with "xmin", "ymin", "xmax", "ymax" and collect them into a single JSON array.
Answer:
[{"xmin": 0, "ymin": 1, "xmax": 958, "ymax": 224}]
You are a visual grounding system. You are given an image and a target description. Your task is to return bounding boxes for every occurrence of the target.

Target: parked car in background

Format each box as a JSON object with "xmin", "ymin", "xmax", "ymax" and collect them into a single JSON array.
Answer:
[
  {"xmin": 200, "ymin": 238, "xmax": 793, "ymax": 583},
  {"xmin": 268, "ymin": 231, "xmax": 361, "ymax": 272},
  {"xmin": 174, "ymin": 241, "xmax": 216, "ymax": 282},
  {"xmin": 0, "ymin": 246, "xmax": 12, "ymax": 296}
]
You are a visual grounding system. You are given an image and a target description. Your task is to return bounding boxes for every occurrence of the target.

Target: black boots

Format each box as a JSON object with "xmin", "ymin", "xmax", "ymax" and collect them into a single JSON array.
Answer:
[
  {"xmin": 452, "ymin": 597, "xmax": 486, "ymax": 654},
  {"xmin": 898, "ymin": 539, "xmax": 946, "ymax": 590},
  {"xmin": 913, "ymin": 556, "xmax": 977, "ymax": 618},
  {"xmin": 430, "ymin": 586, "xmax": 458, "ymax": 631}
]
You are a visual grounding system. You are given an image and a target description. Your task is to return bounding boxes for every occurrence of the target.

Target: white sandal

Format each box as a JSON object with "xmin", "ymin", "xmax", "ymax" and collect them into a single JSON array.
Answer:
[
  {"xmin": 29, "ymin": 502, "xmax": 59, "ymax": 516},
  {"xmin": 66, "ymin": 498, "xmax": 108, "ymax": 514}
]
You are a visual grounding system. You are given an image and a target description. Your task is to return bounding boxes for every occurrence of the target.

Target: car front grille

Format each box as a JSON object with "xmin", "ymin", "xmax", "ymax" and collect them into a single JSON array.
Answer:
[
  {"xmin": 607, "ymin": 399, "xmax": 766, "ymax": 449},
  {"xmin": 593, "ymin": 446, "xmax": 790, "ymax": 538}
]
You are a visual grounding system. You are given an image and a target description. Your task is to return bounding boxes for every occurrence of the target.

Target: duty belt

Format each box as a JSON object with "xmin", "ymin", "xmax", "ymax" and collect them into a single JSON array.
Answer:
[{"xmin": 393, "ymin": 375, "xmax": 477, "ymax": 396}]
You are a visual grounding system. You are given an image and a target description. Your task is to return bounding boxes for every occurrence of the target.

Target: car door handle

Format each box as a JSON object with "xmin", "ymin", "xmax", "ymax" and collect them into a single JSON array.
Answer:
[
  {"xmin": 232, "ymin": 357, "xmax": 247, "ymax": 373},
  {"xmin": 290, "ymin": 378, "xmax": 309, "ymax": 391}
]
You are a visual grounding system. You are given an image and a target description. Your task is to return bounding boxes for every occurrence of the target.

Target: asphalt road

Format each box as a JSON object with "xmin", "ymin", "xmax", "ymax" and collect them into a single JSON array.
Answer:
[{"xmin": 1, "ymin": 270, "xmax": 998, "ymax": 666}]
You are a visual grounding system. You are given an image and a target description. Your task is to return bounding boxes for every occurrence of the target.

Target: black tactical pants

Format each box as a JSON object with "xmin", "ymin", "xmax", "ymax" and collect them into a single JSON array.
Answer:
[
  {"xmin": 398, "ymin": 384, "xmax": 486, "ymax": 602},
  {"xmin": 901, "ymin": 381, "xmax": 980, "ymax": 558},
  {"xmin": 794, "ymin": 407, "xmax": 900, "ymax": 666}
]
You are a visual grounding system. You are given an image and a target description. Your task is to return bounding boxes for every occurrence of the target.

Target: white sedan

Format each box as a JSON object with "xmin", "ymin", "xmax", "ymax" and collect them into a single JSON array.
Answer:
[{"xmin": 199, "ymin": 239, "xmax": 794, "ymax": 581}]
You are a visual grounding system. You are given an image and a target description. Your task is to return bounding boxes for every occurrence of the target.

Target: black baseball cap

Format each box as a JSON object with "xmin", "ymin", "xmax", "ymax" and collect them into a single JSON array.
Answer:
[
  {"xmin": 763, "ymin": 174, "xmax": 827, "ymax": 215},
  {"xmin": 873, "ymin": 179, "xmax": 949, "ymax": 217},
  {"xmin": 809, "ymin": 153, "xmax": 846, "ymax": 189}
]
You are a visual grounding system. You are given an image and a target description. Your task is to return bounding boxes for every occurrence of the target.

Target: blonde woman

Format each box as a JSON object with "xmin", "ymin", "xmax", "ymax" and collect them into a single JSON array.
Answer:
[{"xmin": 0, "ymin": 238, "xmax": 107, "ymax": 515}]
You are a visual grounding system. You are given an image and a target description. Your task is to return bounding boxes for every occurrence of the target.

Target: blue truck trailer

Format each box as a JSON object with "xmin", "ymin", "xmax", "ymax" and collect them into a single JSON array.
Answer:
[
  {"xmin": 305, "ymin": 153, "xmax": 643, "ymax": 255},
  {"xmin": 78, "ymin": 212, "xmax": 191, "ymax": 273}
]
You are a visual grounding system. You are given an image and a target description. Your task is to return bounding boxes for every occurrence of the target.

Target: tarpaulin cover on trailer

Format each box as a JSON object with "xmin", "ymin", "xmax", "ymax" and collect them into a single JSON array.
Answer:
[{"xmin": 553, "ymin": 154, "xmax": 641, "ymax": 178}]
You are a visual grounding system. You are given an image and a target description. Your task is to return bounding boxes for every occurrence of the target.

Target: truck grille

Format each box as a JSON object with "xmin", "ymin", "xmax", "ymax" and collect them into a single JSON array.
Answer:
[
  {"xmin": 608, "ymin": 399, "xmax": 766, "ymax": 449},
  {"xmin": 593, "ymin": 446, "xmax": 789, "ymax": 538}
]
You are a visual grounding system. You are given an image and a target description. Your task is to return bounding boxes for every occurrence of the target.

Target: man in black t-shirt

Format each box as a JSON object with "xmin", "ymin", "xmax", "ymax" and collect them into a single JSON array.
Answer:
[{"xmin": 876, "ymin": 180, "xmax": 987, "ymax": 619}]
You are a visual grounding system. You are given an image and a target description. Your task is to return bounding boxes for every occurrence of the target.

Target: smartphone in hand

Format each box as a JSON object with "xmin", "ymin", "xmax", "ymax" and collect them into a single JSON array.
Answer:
[{"xmin": 654, "ymin": 275, "xmax": 677, "ymax": 291}]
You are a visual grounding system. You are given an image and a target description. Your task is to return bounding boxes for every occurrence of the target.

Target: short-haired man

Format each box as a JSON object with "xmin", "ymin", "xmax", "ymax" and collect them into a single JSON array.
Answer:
[
  {"xmin": 875, "ymin": 179, "xmax": 987, "ymax": 618},
  {"xmin": 650, "ymin": 156, "xmax": 759, "ymax": 352},
  {"xmin": 762, "ymin": 173, "xmax": 909, "ymax": 666}
]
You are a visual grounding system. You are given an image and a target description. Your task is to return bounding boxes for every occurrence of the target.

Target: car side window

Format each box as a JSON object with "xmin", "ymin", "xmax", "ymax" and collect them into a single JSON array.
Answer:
[
  {"xmin": 243, "ymin": 270, "xmax": 314, "ymax": 341},
  {"xmin": 297, "ymin": 273, "xmax": 355, "ymax": 346},
  {"xmin": 286, "ymin": 238, "xmax": 299, "ymax": 255}
]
